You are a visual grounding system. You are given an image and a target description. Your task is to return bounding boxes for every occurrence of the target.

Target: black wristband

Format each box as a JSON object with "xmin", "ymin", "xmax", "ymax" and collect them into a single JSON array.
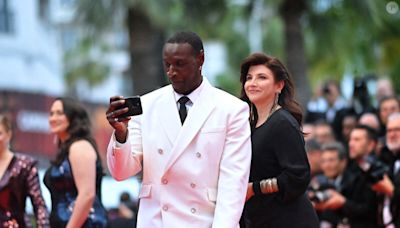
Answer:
[{"xmin": 252, "ymin": 181, "xmax": 262, "ymax": 195}]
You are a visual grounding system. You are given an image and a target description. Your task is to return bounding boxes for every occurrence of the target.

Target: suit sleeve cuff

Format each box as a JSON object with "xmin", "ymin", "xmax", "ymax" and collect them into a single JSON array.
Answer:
[{"xmin": 112, "ymin": 130, "xmax": 129, "ymax": 149}]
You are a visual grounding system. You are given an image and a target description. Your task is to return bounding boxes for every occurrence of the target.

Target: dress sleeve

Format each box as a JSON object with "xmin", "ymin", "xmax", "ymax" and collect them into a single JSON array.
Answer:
[
  {"xmin": 25, "ymin": 160, "xmax": 50, "ymax": 228},
  {"xmin": 271, "ymin": 118, "xmax": 311, "ymax": 202}
]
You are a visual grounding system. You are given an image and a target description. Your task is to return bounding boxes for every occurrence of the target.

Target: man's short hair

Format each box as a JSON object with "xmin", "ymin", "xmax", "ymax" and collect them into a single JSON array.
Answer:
[
  {"xmin": 379, "ymin": 95, "xmax": 400, "ymax": 110},
  {"xmin": 352, "ymin": 124, "xmax": 378, "ymax": 142},
  {"xmin": 166, "ymin": 31, "xmax": 204, "ymax": 55},
  {"xmin": 321, "ymin": 142, "xmax": 347, "ymax": 160},
  {"xmin": 305, "ymin": 139, "xmax": 321, "ymax": 152}
]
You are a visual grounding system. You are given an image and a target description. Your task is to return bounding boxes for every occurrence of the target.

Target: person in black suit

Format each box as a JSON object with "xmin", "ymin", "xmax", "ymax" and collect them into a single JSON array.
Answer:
[
  {"xmin": 239, "ymin": 52, "xmax": 319, "ymax": 227},
  {"xmin": 378, "ymin": 112, "xmax": 400, "ymax": 227},
  {"xmin": 317, "ymin": 125, "xmax": 389, "ymax": 227},
  {"xmin": 309, "ymin": 142, "xmax": 348, "ymax": 227}
]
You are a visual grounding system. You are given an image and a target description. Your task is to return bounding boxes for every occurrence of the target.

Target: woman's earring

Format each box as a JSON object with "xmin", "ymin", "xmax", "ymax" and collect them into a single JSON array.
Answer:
[
  {"xmin": 250, "ymin": 103, "xmax": 255, "ymax": 122},
  {"xmin": 199, "ymin": 65, "xmax": 202, "ymax": 71}
]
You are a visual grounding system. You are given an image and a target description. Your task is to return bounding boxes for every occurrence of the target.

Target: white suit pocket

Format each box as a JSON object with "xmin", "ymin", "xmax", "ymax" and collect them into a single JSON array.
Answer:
[{"xmin": 139, "ymin": 184, "xmax": 152, "ymax": 198}]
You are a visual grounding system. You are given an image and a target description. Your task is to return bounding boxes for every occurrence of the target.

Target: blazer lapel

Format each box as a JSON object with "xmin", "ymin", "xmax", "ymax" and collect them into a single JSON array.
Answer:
[
  {"xmin": 163, "ymin": 79, "xmax": 216, "ymax": 173},
  {"xmin": 157, "ymin": 86, "xmax": 181, "ymax": 145}
]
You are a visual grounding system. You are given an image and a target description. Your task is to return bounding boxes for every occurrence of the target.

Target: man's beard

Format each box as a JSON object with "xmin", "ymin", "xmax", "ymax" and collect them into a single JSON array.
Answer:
[{"xmin": 387, "ymin": 140, "xmax": 400, "ymax": 153}]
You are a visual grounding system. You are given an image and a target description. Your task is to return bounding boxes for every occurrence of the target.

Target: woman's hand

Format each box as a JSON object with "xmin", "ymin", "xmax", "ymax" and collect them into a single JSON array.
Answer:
[{"xmin": 246, "ymin": 183, "xmax": 255, "ymax": 201}]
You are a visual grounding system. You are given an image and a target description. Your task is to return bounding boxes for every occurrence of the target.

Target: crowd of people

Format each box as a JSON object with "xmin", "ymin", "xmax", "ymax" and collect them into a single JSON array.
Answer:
[
  {"xmin": 304, "ymin": 77, "xmax": 400, "ymax": 227},
  {"xmin": 0, "ymin": 30, "xmax": 399, "ymax": 228}
]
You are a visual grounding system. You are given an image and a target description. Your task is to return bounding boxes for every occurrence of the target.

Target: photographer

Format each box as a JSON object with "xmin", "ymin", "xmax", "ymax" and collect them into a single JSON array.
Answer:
[
  {"xmin": 317, "ymin": 125, "xmax": 388, "ymax": 227},
  {"xmin": 322, "ymin": 80, "xmax": 348, "ymax": 124},
  {"xmin": 378, "ymin": 112, "xmax": 400, "ymax": 227},
  {"xmin": 309, "ymin": 142, "xmax": 348, "ymax": 227}
]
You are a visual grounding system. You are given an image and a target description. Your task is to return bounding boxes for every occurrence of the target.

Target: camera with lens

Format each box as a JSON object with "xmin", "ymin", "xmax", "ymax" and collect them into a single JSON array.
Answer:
[
  {"xmin": 308, "ymin": 175, "xmax": 336, "ymax": 203},
  {"xmin": 359, "ymin": 154, "xmax": 389, "ymax": 184},
  {"xmin": 309, "ymin": 189, "xmax": 332, "ymax": 203}
]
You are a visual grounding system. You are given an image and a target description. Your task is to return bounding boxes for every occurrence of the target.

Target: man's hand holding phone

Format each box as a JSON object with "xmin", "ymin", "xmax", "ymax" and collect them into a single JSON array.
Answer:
[{"xmin": 106, "ymin": 96, "xmax": 142, "ymax": 143}]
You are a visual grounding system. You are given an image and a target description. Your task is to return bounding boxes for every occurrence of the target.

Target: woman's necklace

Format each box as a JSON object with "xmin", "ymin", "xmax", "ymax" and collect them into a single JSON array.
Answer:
[
  {"xmin": 256, "ymin": 104, "xmax": 282, "ymax": 128},
  {"xmin": 266, "ymin": 103, "xmax": 281, "ymax": 121}
]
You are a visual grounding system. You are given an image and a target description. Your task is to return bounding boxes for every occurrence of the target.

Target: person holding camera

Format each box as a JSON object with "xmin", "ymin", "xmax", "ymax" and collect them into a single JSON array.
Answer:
[
  {"xmin": 106, "ymin": 31, "xmax": 251, "ymax": 228},
  {"xmin": 309, "ymin": 142, "xmax": 348, "ymax": 227},
  {"xmin": 316, "ymin": 125, "xmax": 389, "ymax": 227},
  {"xmin": 378, "ymin": 112, "xmax": 400, "ymax": 227}
]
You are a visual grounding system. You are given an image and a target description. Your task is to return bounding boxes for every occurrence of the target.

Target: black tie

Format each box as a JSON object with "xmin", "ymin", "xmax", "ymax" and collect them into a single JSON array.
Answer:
[{"xmin": 178, "ymin": 96, "xmax": 190, "ymax": 124}]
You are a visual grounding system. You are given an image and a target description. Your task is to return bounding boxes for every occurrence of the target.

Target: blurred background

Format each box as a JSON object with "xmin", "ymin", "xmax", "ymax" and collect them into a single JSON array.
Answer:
[{"xmin": 0, "ymin": 0, "xmax": 399, "ymax": 216}]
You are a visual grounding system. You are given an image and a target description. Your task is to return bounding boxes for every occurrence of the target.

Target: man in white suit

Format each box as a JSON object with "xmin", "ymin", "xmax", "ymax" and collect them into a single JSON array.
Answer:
[{"xmin": 106, "ymin": 31, "xmax": 251, "ymax": 228}]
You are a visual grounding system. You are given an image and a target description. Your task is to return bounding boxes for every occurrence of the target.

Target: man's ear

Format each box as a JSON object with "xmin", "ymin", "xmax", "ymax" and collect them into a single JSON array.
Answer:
[
  {"xmin": 197, "ymin": 50, "xmax": 204, "ymax": 66},
  {"xmin": 368, "ymin": 140, "xmax": 377, "ymax": 153}
]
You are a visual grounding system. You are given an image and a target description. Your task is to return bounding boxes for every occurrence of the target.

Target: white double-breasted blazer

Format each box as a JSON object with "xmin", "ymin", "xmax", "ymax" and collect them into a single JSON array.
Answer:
[{"xmin": 107, "ymin": 78, "xmax": 251, "ymax": 228}]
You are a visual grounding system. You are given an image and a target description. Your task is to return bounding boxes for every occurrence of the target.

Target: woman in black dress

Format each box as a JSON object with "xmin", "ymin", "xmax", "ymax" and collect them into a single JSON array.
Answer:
[
  {"xmin": 44, "ymin": 97, "xmax": 107, "ymax": 227},
  {"xmin": 240, "ymin": 53, "xmax": 319, "ymax": 227}
]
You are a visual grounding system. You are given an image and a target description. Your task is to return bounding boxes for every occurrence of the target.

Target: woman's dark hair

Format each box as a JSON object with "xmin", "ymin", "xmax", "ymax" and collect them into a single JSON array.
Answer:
[
  {"xmin": 52, "ymin": 97, "xmax": 99, "ymax": 165},
  {"xmin": 240, "ymin": 52, "xmax": 303, "ymax": 127}
]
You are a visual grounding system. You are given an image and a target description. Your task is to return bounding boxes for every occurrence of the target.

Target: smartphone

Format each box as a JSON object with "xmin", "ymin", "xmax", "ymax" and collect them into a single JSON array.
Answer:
[{"xmin": 117, "ymin": 96, "xmax": 143, "ymax": 118}]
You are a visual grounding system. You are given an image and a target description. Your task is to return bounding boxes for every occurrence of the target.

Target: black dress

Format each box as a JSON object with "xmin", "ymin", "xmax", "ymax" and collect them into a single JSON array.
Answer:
[
  {"xmin": 0, "ymin": 154, "xmax": 49, "ymax": 228},
  {"xmin": 244, "ymin": 109, "xmax": 319, "ymax": 227},
  {"xmin": 44, "ymin": 148, "xmax": 107, "ymax": 228}
]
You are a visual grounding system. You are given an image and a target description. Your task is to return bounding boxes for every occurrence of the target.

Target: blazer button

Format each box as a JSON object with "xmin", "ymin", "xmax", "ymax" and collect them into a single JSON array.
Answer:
[
  {"xmin": 191, "ymin": 208, "xmax": 196, "ymax": 213},
  {"xmin": 163, "ymin": 205, "xmax": 168, "ymax": 211},
  {"xmin": 158, "ymin": 149, "xmax": 163, "ymax": 155},
  {"xmin": 190, "ymin": 183, "xmax": 196, "ymax": 188},
  {"xmin": 196, "ymin": 152, "xmax": 201, "ymax": 158},
  {"xmin": 162, "ymin": 179, "xmax": 168, "ymax": 185}
]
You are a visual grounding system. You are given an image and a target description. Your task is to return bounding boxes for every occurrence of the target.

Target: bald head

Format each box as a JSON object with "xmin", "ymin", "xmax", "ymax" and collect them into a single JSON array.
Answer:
[{"xmin": 359, "ymin": 113, "xmax": 381, "ymax": 132}]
